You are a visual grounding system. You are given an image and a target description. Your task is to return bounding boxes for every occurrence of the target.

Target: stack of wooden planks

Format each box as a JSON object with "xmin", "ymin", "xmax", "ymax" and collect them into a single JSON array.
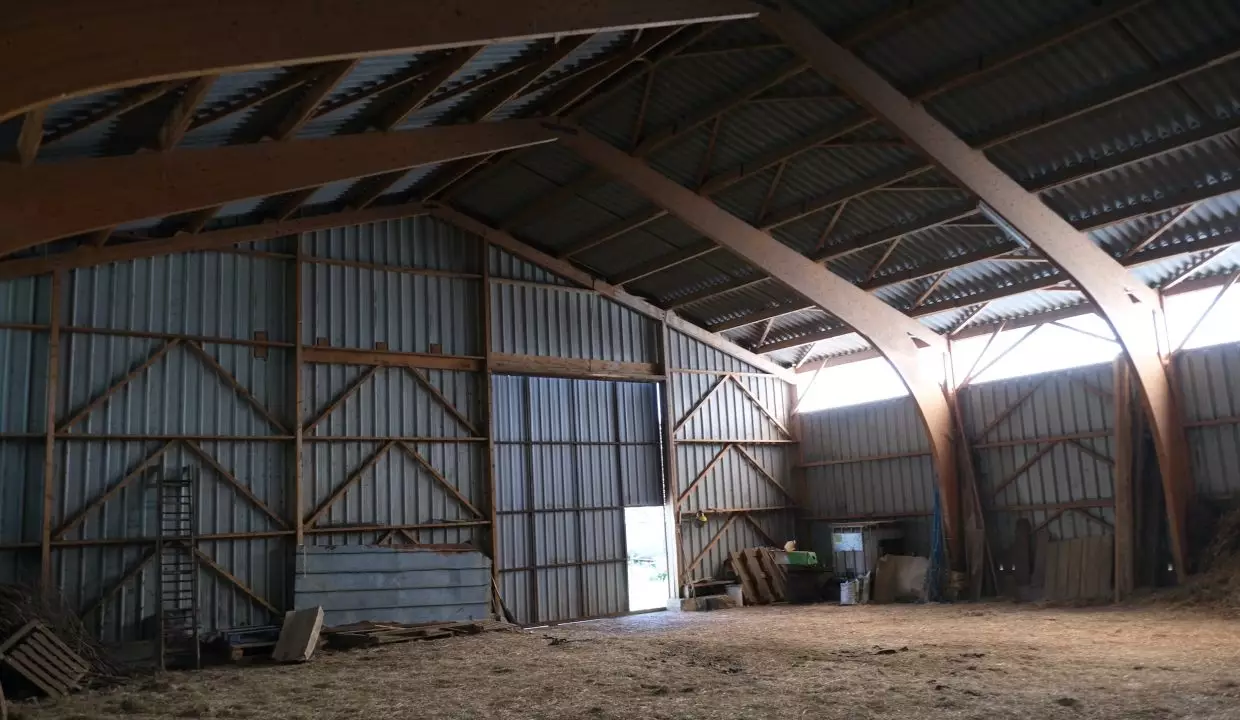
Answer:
[
  {"xmin": 729, "ymin": 548, "xmax": 788, "ymax": 605},
  {"xmin": 0, "ymin": 621, "xmax": 88, "ymax": 698},
  {"xmin": 322, "ymin": 619, "xmax": 515, "ymax": 650}
]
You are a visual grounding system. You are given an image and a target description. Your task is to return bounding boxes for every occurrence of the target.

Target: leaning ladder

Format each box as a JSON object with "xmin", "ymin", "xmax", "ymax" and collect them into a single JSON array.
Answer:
[{"xmin": 156, "ymin": 466, "xmax": 200, "ymax": 670}]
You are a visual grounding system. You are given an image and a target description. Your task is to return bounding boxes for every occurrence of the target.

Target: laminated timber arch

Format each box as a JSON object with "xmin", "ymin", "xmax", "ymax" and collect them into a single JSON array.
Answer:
[
  {"xmin": 0, "ymin": 121, "xmax": 555, "ymax": 256},
  {"xmin": 758, "ymin": 1, "xmax": 1192, "ymax": 577},
  {"xmin": 0, "ymin": 0, "xmax": 756, "ymax": 122},
  {"xmin": 546, "ymin": 126, "xmax": 964, "ymax": 564}
]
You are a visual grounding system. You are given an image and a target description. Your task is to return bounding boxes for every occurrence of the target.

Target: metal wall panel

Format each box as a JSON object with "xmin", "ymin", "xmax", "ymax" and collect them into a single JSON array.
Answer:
[
  {"xmin": 798, "ymin": 396, "xmax": 937, "ymax": 563},
  {"xmin": 668, "ymin": 333, "xmax": 796, "ymax": 584},
  {"xmin": 491, "ymin": 375, "xmax": 661, "ymax": 624},
  {"xmin": 961, "ymin": 364, "xmax": 1117, "ymax": 548},
  {"xmin": 1176, "ymin": 343, "xmax": 1240, "ymax": 498},
  {"xmin": 67, "ymin": 253, "xmax": 292, "ymax": 342},
  {"xmin": 490, "ymin": 281, "xmax": 658, "ymax": 364},
  {"xmin": 294, "ymin": 545, "xmax": 491, "ymax": 626},
  {"xmin": 1, "ymin": 277, "xmax": 52, "ymax": 560},
  {"xmin": 302, "ymin": 218, "xmax": 481, "ymax": 356}
]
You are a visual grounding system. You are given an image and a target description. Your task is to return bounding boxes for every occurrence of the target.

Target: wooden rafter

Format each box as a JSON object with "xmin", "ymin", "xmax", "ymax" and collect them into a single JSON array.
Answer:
[
  {"xmin": 156, "ymin": 75, "xmax": 218, "ymax": 151},
  {"xmin": 40, "ymin": 82, "xmax": 181, "ymax": 147},
  {"xmin": 272, "ymin": 60, "xmax": 358, "ymax": 140},
  {"xmin": 13, "ymin": 108, "xmax": 45, "ymax": 166}
]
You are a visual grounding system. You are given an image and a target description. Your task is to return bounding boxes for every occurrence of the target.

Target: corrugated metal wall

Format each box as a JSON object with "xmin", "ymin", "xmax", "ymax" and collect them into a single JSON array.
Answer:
[
  {"xmin": 668, "ymin": 331, "xmax": 796, "ymax": 586},
  {"xmin": 799, "ymin": 361, "xmax": 1122, "ymax": 591},
  {"xmin": 1176, "ymin": 343, "xmax": 1240, "ymax": 498},
  {"xmin": 492, "ymin": 375, "xmax": 662, "ymax": 625},
  {"xmin": 960, "ymin": 364, "xmax": 1118, "ymax": 552},
  {"xmin": 798, "ymin": 396, "xmax": 936, "ymax": 561},
  {"xmin": 0, "ymin": 215, "xmax": 799, "ymax": 636}
]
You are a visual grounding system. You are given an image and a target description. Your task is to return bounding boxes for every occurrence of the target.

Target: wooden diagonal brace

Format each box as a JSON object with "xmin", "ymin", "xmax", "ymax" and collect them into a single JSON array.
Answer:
[
  {"xmin": 185, "ymin": 543, "xmax": 278, "ymax": 616},
  {"xmin": 972, "ymin": 376, "xmax": 1049, "ymax": 442},
  {"xmin": 405, "ymin": 368, "xmax": 480, "ymax": 437},
  {"xmin": 740, "ymin": 512, "xmax": 780, "ymax": 548},
  {"xmin": 303, "ymin": 365, "xmax": 380, "ymax": 433},
  {"xmin": 54, "ymin": 440, "xmax": 176, "ymax": 540},
  {"xmin": 397, "ymin": 441, "xmax": 484, "ymax": 518},
  {"xmin": 304, "ymin": 440, "xmax": 397, "ymax": 527},
  {"xmin": 181, "ymin": 440, "xmax": 289, "ymax": 529},
  {"xmin": 684, "ymin": 513, "xmax": 738, "ymax": 580},
  {"xmin": 675, "ymin": 443, "xmax": 733, "ymax": 509},
  {"xmin": 734, "ymin": 444, "xmax": 796, "ymax": 503},
  {"xmin": 1065, "ymin": 439, "xmax": 1115, "ymax": 466},
  {"xmin": 185, "ymin": 341, "xmax": 290, "ymax": 435},
  {"xmin": 989, "ymin": 441, "xmax": 1061, "ymax": 501},
  {"xmin": 728, "ymin": 376, "xmax": 791, "ymax": 439},
  {"xmin": 673, "ymin": 373, "xmax": 730, "ymax": 435},
  {"xmin": 57, "ymin": 339, "xmax": 181, "ymax": 433},
  {"xmin": 79, "ymin": 548, "xmax": 156, "ymax": 618}
]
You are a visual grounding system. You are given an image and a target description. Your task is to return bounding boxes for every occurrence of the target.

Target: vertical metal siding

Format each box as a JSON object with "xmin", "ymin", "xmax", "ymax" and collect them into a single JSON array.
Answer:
[
  {"xmin": 668, "ymin": 329, "xmax": 771, "ymax": 374},
  {"xmin": 961, "ymin": 364, "xmax": 1117, "ymax": 546},
  {"xmin": 668, "ymin": 333, "xmax": 796, "ymax": 583},
  {"xmin": 490, "ymin": 282, "xmax": 657, "ymax": 364},
  {"xmin": 0, "ymin": 278, "xmax": 49, "ymax": 566},
  {"xmin": 798, "ymin": 396, "xmax": 936, "ymax": 560},
  {"xmin": 1176, "ymin": 342, "xmax": 1240, "ymax": 498},
  {"xmin": 68, "ymin": 253, "xmax": 292, "ymax": 342},
  {"xmin": 491, "ymin": 375, "xmax": 661, "ymax": 624},
  {"xmin": 489, "ymin": 246, "xmax": 571, "ymax": 286}
]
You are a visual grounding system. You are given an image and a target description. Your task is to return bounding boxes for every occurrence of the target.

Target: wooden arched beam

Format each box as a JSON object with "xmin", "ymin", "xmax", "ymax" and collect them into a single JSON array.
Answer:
[
  {"xmin": 550, "ymin": 126, "xmax": 962, "ymax": 563},
  {"xmin": 0, "ymin": 1, "xmax": 755, "ymax": 122},
  {"xmin": 0, "ymin": 121, "xmax": 554, "ymax": 257},
  {"xmin": 760, "ymin": 1, "xmax": 1192, "ymax": 577}
]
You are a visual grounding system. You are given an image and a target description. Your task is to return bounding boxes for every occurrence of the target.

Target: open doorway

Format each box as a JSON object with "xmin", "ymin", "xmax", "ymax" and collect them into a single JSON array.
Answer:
[{"xmin": 626, "ymin": 506, "xmax": 671, "ymax": 611}]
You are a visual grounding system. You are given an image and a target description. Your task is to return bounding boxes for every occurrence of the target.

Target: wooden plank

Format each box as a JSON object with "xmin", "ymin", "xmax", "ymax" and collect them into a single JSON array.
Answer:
[
  {"xmin": 53, "ymin": 440, "xmax": 177, "ymax": 539},
  {"xmin": 728, "ymin": 376, "xmax": 791, "ymax": 439},
  {"xmin": 272, "ymin": 606, "xmax": 325, "ymax": 663},
  {"xmin": 303, "ymin": 347, "xmax": 482, "ymax": 373},
  {"xmin": 407, "ymin": 368, "xmax": 480, "ymax": 437},
  {"xmin": 489, "ymin": 353, "xmax": 659, "ymax": 381},
  {"xmin": 1113, "ymin": 357, "xmax": 1134, "ymax": 601},
  {"xmin": 728, "ymin": 550, "xmax": 761, "ymax": 605},
  {"xmin": 397, "ymin": 441, "xmax": 485, "ymax": 518},
  {"xmin": 758, "ymin": 549, "xmax": 786, "ymax": 600},
  {"xmin": 185, "ymin": 341, "xmax": 290, "ymax": 434},
  {"xmin": 743, "ymin": 549, "xmax": 775, "ymax": 604}
]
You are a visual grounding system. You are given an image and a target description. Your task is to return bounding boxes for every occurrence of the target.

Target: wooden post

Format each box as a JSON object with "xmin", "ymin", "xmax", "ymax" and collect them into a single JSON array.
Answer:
[
  {"xmin": 40, "ymin": 270, "xmax": 62, "ymax": 591},
  {"xmin": 480, "ymin": 237, "xmax": 500, "ymax": 613},
  {"xmin": 1113, "ymin": 357, "xmax": 1134, "ymax": 601},
  {"xmin": 659, "ymin": 321, "xmax": 684, "ymax": 593},
  {"xmin": 293, "ymin": 238, "xmax": 304, "ymax": 548}
]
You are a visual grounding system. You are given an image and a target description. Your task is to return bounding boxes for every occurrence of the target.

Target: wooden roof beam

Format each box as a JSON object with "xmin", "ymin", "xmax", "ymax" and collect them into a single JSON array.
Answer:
[
  {"xmin": 0, "ymin": 120, "xmax": 556, "ymax": 257},
  {"xmin": 763, "ymin": 0, "xmax": 1191, "ymax": 578},
  {"xmin": 551, "ymin": 125, "xmax": 960, "ymax": 562},
  {"xmin": 0, "ymin": 1, "xmax": 756, "ymax": 122}
]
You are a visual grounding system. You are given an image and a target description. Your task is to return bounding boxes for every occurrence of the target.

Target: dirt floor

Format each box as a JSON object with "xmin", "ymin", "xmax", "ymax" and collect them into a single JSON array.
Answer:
[{"xmin": 11, "ymin": 603, "xmax": 1240, "ymax": 720}]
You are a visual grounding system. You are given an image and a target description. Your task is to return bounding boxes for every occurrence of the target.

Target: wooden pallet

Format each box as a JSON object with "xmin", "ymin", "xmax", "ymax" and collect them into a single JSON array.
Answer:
[
  {"xmin": 730, "ymin": 548, "xmax": 788, "ymax": 605},
  {"xmin": 0, "ymin": 621, "xmax": 89, "ymax": 698}
]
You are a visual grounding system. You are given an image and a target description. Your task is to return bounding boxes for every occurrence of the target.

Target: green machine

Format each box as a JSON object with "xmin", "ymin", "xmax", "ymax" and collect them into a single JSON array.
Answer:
[{"xmin": 775, "ymin": 550, "xmax": 822, "ymax": 603}]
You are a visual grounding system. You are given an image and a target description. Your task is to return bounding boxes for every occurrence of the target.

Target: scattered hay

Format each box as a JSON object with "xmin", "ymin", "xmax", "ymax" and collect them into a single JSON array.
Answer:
[
  {"xmin": 9, "ymin": 604, "xmax": 1240, "ymax": 719},
  {"xmin": 1142, "ymin": 504, "xmax": 1240, "ymax": 614}
]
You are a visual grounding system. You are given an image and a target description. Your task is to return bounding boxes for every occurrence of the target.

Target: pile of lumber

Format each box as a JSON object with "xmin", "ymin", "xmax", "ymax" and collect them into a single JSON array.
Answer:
[
  {"xmin": 322, "ymin": 619, "xmax": 515, "ymax": 650},
  {"xmin": 729, "ymin": 548, "xmax": 788, "ymax": 605}
]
